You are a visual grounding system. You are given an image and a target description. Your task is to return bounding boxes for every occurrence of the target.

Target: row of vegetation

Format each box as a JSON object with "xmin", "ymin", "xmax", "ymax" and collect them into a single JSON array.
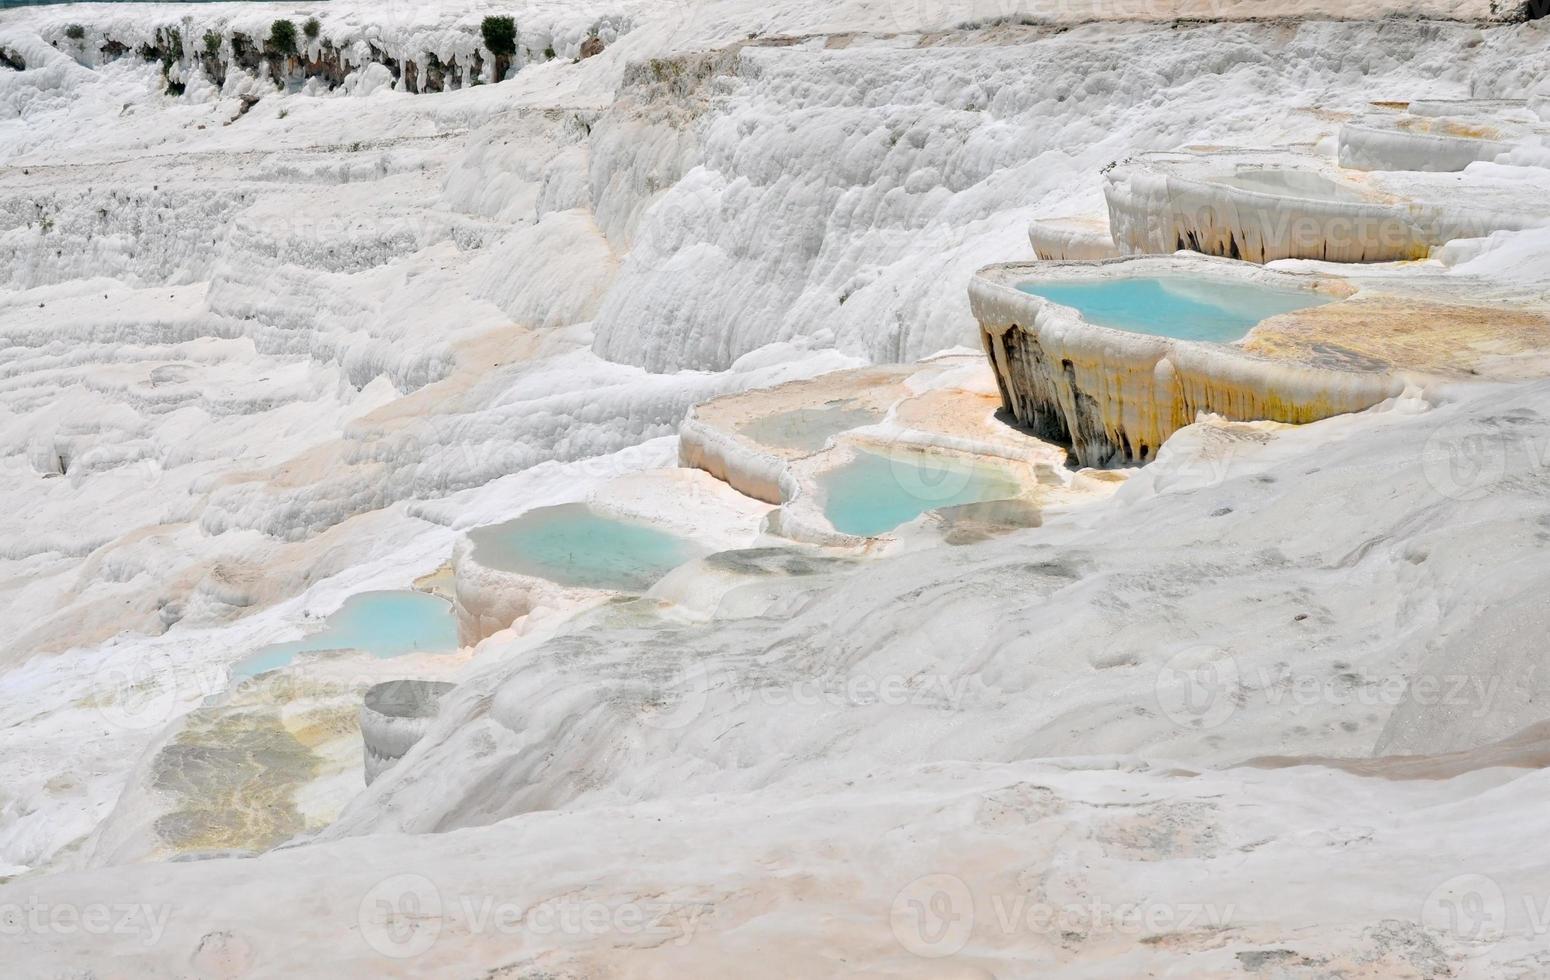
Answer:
[
  {"xmin": 61, "ymin": 13, "xmax": 522, "ymax": 99},
  {"xmin": 261, "ymin": 15, "xmax": 515, "ymax": 59},
  {"xmin": 62, "ymin": 17, "xmax": 320, "ymax": 53},
  {"xmin": 64, "ymin": 15, "xmax": 517, "ymax": 60}
]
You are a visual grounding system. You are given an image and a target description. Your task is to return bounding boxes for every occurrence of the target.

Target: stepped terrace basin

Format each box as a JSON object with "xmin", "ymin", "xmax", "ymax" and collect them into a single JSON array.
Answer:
[
  {"xmin": 820, "ymin": 447, "xmax": 1023, "ymax": 538},
  {"xmin": 1339, "ymin": 100, "xmax": 1546, "ymax": 173},
  {"xmin": 1104, "ymin": 147, "xmax": 1550, "ymax": 263},
  {"xmin": 467, "ymin": 503, "xmax": 704, "ymax": 592},
  {"xmin": 972, "ymin": 255, "xmax": 1405, "ymax": 467},
  {"xmin": 679, "ymin": 357, "xmax": 1108, "ymax": 545},
  {"xmin": 1016, "ymin": 276, "xmax": 1334, "ymax": 344},
  {"xmin": 452, "ymin": 470, "xmax": 771, "ymax": 643},
  {"xmin": 234, "ymin": 590, "xmax": 459, "ymax": 678}
]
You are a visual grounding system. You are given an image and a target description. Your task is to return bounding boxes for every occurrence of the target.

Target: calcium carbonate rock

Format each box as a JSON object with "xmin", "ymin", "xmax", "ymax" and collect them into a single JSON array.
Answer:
[
  {"xmin": 1338, "ymin": 102, "xmax": 1545, "ymax": 172},
  {"xmin": 970, "ymin": 256, "xmax": 1401, "ymax": 466},
  {"xmin": 1105, "ymin": 147, "xmax": 1550, "ymax": 263},
  {"xmin": 360, "ymin": 679, "xmax": 457, "ymax": 785},
  {"xmin": 1028, "ymin": 215, "xmax": 1120, "ymax": 261}
]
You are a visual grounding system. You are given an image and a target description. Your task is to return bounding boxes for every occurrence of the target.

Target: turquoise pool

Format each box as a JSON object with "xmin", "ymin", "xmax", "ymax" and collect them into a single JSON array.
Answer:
[
  {"xmin": 234, "ymin": 590, "xmax": 459, "ymax": 678},
  {"xmin": 469, "ymin": 503, "xmax": 704, "ymax": 591},
  {"xmin": 820, "ymin": 449, "xmax": 1023, "ymax": 537},
  {"xmin": 1017, "ymin": 276, "xmax": 1333, "ymax": 343}
]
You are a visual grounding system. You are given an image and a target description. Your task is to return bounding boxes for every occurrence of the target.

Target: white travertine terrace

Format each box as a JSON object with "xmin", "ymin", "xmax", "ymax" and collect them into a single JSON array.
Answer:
[
  {"xmin": 1339, "ymin": 101, "xmax": 1547, "ymax": 172},
  {"xmin": 971, "ymin": 256, "xmax": 1404, "ymax": 466},
  {"xmin": 678, "ymin": 409, "xmax": 801, "ymax": 506},
  {"xmin": 1027, "ymin": 214, "xmax": 1120, "ymax": 261},
  {"xmin": 1408, "ymin": 97, "xmax": 1543, "ymax": 119},
  {"xmin": 449, "ymin": 533, "xmax": 606, "ymax": 645},
  {"xmin": 1105, "ymin": 147, "xmax": 1550, "ymax": 262},
  {"xmin": 677, "ymin": 365, "xmax": 914, "ymax": 511},
  {"xmin": 451, "ymin": 468, "xmax": 767, "ymax": 642},
  {"xmin": 360, "ymin": 680, "xmax": 457, "ymax": 785},
  {"xmin": 680, "ymin": 357, "xmax": 1116, "ymax": 543}
]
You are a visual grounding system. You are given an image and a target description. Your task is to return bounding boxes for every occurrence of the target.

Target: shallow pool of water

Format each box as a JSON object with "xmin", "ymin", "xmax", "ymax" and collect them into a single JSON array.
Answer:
[
  {"xmin": 1223, "ymin": 169, "xmax": 1367, "ymax": 202},
  {"xmin": 469, "ymin": 503, "xmax": 704, "ymax": 591},
  {"xmin": 234, "ymin": 590, "xmax": 458, "ymax": 678},
  {"xmin": 737, "ymin": 403, "xmax": 882, "ymax": 453},
  {"xmin": 820, "ymin": 449, "xmax": 1023, "ymax": 537},
  {"xmin": 1016, "ymin": 276, "xmax": 1333, "ymax": 343}
]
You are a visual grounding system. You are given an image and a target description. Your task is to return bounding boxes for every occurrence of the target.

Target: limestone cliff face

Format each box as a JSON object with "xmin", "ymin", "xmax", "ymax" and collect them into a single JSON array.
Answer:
[{"xmin": 970, "ymin": 259, "xmax": 1402, "ymax": 467}]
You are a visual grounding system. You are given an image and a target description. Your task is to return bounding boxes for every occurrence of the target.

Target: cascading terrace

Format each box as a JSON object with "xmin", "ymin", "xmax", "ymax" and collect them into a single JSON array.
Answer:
[{"xmin": 974, "ymin": 96, "xmax": 1550, "ymax": 467}]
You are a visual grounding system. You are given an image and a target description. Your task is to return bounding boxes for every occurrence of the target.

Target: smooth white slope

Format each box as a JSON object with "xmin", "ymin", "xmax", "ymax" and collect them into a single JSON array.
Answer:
[{"xmin": 7, "ymin": 380, "xmax": 1550, "ymax": 974}]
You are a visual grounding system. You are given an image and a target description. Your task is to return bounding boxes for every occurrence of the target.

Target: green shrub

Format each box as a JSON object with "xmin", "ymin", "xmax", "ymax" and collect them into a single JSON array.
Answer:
[
  {"xmin": 480, "ymin": 15, "xmax": 516, "ymax": 57},
  {"xmin": 64, "ymin": 24, "xmax": 85, "ymax": 41},
  {"xmin": 543, "ymin": 46, "xmax": 555, "ymax": 60},
  {"xmin": 267, "ymin": 19, "xmax": 298, "ymax": 56},
  {"xmin": 303, "ymin": 17, "xmax": 320, "ymax": 41},
  {"xmin": 203, "ymin": 31, "xmax": 220, "ymax": 56}
]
